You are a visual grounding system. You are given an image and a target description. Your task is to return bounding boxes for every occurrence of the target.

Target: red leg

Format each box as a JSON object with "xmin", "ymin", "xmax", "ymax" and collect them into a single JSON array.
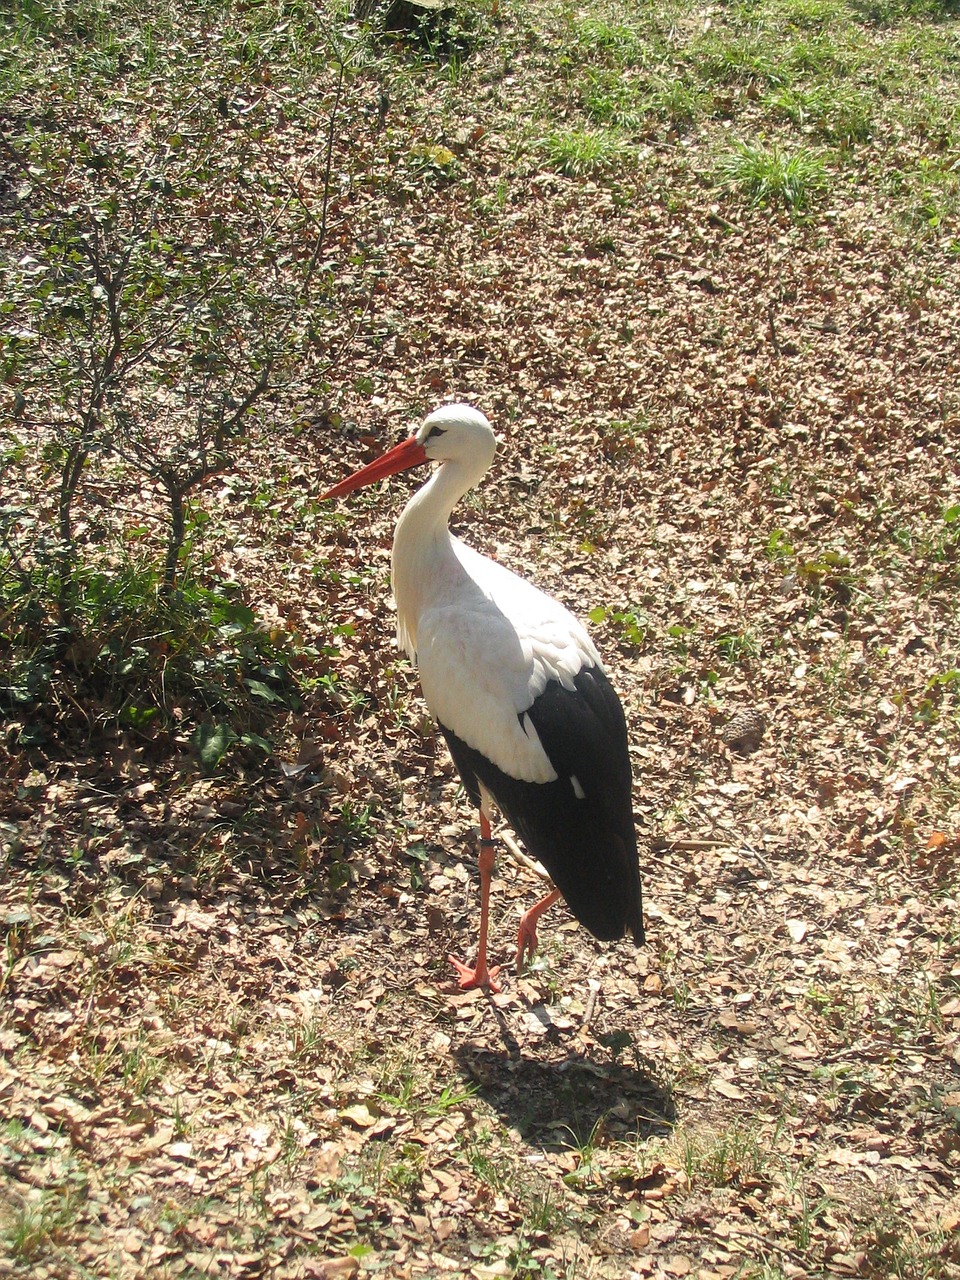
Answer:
[
  {"xmin": 515, "ymin": 889, "xmax": 562, "ymax": 975},
  {"xmin": 448, "ymin": 812, "xmax": 501, "ymax": 991}
]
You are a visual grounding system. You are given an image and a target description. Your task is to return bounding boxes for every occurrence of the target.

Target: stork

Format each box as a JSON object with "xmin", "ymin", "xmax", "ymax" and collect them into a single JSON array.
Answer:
[{"xmin": 323, "ymin": 404, "xmax": 643, "ymax": 990}]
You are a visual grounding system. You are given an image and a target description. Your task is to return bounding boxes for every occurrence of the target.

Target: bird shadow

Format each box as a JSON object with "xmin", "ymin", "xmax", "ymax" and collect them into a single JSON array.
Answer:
[{"xmin": 452, "ymin": 1039, "xmax": 675, "ymax": 1151}]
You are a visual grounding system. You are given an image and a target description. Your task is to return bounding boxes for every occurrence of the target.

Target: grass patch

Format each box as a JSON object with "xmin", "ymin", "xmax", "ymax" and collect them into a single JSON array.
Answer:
[
  {"xmin": 542, "ymin": 127, "xmax": 633, "ymax": 177},
  {"xmin": 717, "ymin": 138, "xmax": 827, "ymax": 208},
  {"xmin": 569, "ymin": 14, "xmax": 651, "ymax": 65},
  {"xmin": 766, "ymin": 81, "xmax": 875, "ymax": 141}
]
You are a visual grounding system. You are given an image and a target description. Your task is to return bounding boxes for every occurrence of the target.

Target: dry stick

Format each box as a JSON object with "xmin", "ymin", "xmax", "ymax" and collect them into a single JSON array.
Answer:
[
  {"xmin": 499, "ymin": 830, "xmax": 549, "ymax": 882},
  {"xmin": 767, "ymin": 298, "xmax": 781, "ymax": 355},
  {"xmin": 722, "ymin": 1227, "xmax": 808, "ymax": 1265},
  {"xmin": 659, "ymin": 838, "xmax": 731, "ymax": 851},
  {"xmin": 580, "ymin": 981, "xmax": 601, "ymax": 1035}
]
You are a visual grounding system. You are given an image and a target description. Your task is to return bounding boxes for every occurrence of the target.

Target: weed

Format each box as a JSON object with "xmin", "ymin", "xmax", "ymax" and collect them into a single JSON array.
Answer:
[
  {"xmin": 383, "ymin": 1143, "xmax": 425, "ymax": 1196},
  {"xmin": 595, "ymin": 414, "xmax": 653, "ymax": 459},
  {"xmin": 466, "ymin": 1130, "xmax": 511, "ymax": 1192},
  {"xmin": 0, "ymin": 559, "xmax": 306, "ymax": 754},
  {"xmin": 589, "ymin": 605, "xmax": 649, "ymax": 650},
  {"xmin": 333, "ymin": 800, "xmax": 375, "ymax": 852},
  {"xmin": 765, "ymin": 528, "xmax": 796, "ymax": 560},
  {"xmin": 559, "ymin": 1115, "xmax": 606, "ymax": 1187},
  {"xmin": 647, "ymin": 76, "xmax": 711, "ymax": 128},
  {"xmin": 289, "ymin": 1015, "xmax": 330, "ymax": 1065},
  {"xmin": 855, "ymin": 1190, "xmax": 948, "ymax": 1278},
  {"xmin": 767, "ymin": 82, "xmax": 874, "ymax": 142},
  {"xmin": 697, "ymin": 33, "xmax": 784, "ymax": 88},
  {"xmin": 1, "ymin": 1189, "xmax": 73, "ymax": 1263},
  {"xmin": 542, "ymin": 128, "xmax": 631, "ymax": 178},
  {"xmin": 570, "ymin": 16, "xmax": 649, "ymax": 65},
  {"xmin": 717, "ymin": 139, "xmax": 827, "ymax": 209},
  {"xmin": 120, "ymin": 1034, "xmax": 166, "ymax": 1096},
  {"xmin": 797, "ymin": 548, "xmax": 860, "ymax": 603},
  {"xmin": 678, "ymin": 1123, "xmax": 773, "ymax": 1188},
  {"xmin": 716, "ymin": 630, "xmax": 759, "ymax": 664},
  {"xmin": 425, "ymin": 1080, "xmax": 478, "ymax": 1116}
]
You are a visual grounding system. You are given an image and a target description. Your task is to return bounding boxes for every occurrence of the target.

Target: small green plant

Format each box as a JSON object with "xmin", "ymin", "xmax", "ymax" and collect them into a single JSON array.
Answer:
[
  {"xmin": 797, "ymin": 548, "xmax": 859, "ymax": 602},
  {"xmin": 559, "ymin": 1116, "xmax": 607, "ymax": 1188},
  {"xmin": 791, "ymin": 1182, "xmax": 836, "ymax": 1251},
  {"xmin": 588, "ymin": 606, "xmax": 648, "ymax": 649},
  {"xmin": 697, "ymin": 33, "xmax": 784, "ymax": 87},
  {"xmin": 0, "ymin": 560, "xmax": 305, "ymax": 754},
  {"xmin": 717, "ymin": 139, "xmax": 827, "ymax": 209},
  {"xmin": 765, "ymin": 528, "xmax": 796, "ymax": 560},
  {"xmin": 542, "ymin": 128, "xmax": 630, "ymax": 178},
  {"xmin": 806, "ymin": 983, "xmax": 858, "ymax": 1032},
  {"xmin": 466, "ymin": 1131, "xmax": 510, "ymax": 1192},
  {"xmin": 585, "ymin": 75, "xmax": 647, "ymax": 130},
  {"xmin": 425, "ymin": 1080, "xmax": 478, "ymax": 1117},
  {"xmin": 2, "ymin": 1191, "xmax": 72, "ymax": 1262},
  {"xmin": 289, "ymin": 1015, "xmax": 329, "ymax": 1064},
  {"xmin": 596, "ymin": 416, "xmax": 652, "ymax": 459},
  {"xmin": 855, "ymin": 1191, "xmax": 948, "ymax": 1278},
  {"xmin": 570, "ymin": 16, "xmax": 649, "ymax": 65},
  {"xmin": 716, "ymin": 630, "xmax": 759, "ymax": 664},
  {"xmin": 767, "ymin": 82, "xmax": 874, "ymax": 142},
  {"xmin": 384, "ymin": 1143, "xmax": 425, "ymax": 1196},
  {"xmin": 647, "ymin": 76, "xmax": 710, "ymax": 128},
  {"xmin": 678, "ymin": 1123, "xmax": 772, "ymax": 1188}
]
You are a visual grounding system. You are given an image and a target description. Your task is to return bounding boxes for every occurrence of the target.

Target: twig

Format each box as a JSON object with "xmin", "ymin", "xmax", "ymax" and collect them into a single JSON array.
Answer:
[
  {"xmin": 499, "ymin": 830, "xmax": 550, "ymax": 881},
  {"xmin": 655, "ymin": 838, "xmax": 732, "ymax": 852},
  {"xmin": 708, "ymin": 209, "xmax": 741, "ymax": 233},
  {"xmin": 580, "ymin": 982, "xmax": 601, "ymax": 1034},
  {"xmin": 767, "ymin": 298, "xmax": 781, "ymax": 355},
  {"xmin": 737, "ymin": 843, "xmax": 776, "ymax": 878},
  {"xmin": 722, "ymin": 1226, "xmax": 808, "ymax": 1265}
]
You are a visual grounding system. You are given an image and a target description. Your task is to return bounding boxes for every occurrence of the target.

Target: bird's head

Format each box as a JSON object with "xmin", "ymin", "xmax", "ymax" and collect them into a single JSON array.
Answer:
[
  {"xmin": 322, "ymin": 403, "xmax": 496, "ymax": 500},
  {"xmin": 417, "ymin": 404, "xmax": 496, "ymax": 469}
]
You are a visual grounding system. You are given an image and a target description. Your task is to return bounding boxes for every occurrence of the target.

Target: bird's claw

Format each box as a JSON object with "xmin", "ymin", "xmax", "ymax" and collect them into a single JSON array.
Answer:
[
  {"xmin": 448, "ymin": 954, "xmax": 501, "ymax": 993},
  {"xmin": 515, "ymin": 920, "xmax": 539, "ymax": 976}
]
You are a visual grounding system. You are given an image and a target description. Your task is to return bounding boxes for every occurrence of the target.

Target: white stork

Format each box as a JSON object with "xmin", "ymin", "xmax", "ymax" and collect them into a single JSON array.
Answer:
[{"xmin": 323, "ymin": 404, "xmax": 643, "ymax": 990}]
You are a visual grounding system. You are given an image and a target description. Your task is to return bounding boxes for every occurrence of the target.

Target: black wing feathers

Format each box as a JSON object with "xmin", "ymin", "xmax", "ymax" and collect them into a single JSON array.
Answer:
[{"xmin": 439, "ymin": 665, "xmax": 644, "ymax": 945}]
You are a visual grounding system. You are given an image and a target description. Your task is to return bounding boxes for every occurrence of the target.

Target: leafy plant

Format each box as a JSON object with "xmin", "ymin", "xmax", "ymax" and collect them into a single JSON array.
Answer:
[
  {"xmin": 767, "ymin": 82, "xmax": 874, "ymax": 142},
  {"xmin": 716, "ymin": 630, "xmax": 759, "ymax": 664},
  {"xmin": 0, "ymin": 557, "xmax": 306, "ymax": 751},
  {"xmin": 765, "ymin": 528, "xmax": 796, "ymax": 560},
  {"xmin": 589, "ymin": 605, "xmax": 649, "ymax": 649},
  {"xmin": 0, "ymin": 2, "xmax": 377, "ymax": 752}
]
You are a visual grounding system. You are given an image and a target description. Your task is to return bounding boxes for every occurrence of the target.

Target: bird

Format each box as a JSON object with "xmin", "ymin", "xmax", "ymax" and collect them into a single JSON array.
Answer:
[{"xmin": 322, "ymin": 404, "xmax": 643, "ymax": 990}]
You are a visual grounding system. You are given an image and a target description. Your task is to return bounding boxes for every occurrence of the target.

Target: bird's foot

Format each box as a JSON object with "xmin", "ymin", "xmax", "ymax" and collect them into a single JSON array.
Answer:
[
  {"xmin": 514, "ymin": 917, "xmax": 540, "ymax": 976},
  {"xmin": 515, "ymin": 889, "xmax": 562, "ymax": 975},
  {"xmin": 448, "ymin": 954, "xmax": 501, "ymax": 993}
]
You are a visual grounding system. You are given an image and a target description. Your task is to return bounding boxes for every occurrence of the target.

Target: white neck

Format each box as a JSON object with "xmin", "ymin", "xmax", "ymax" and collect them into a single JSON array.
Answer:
[{"xmin": 391, "ymin": 454, "xmax": 489, "ymax": 658}]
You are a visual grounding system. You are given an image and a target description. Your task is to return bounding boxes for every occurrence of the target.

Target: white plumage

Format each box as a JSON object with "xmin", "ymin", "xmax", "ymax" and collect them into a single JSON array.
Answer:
[{"xmin": 323, "ymin": 403, "xmax": 643, "ymax": 990}]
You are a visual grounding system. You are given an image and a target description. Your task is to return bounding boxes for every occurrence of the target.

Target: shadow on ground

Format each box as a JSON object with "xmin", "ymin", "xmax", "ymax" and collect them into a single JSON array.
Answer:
[{"xmin": 453, "ymin": 1043, "xmax": 675, "ymax": 1149}]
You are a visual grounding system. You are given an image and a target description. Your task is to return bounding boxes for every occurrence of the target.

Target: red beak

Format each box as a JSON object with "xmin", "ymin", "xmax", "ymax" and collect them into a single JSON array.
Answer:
[{"xmin": 321, "ymin": 435, "xmax": 429, "ymax": 500}]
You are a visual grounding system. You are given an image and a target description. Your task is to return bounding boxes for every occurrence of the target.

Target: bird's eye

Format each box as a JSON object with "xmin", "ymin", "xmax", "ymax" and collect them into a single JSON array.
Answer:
[{"xmin": 426, "ymin": 426, "xmax": 446, "ymax": 441}]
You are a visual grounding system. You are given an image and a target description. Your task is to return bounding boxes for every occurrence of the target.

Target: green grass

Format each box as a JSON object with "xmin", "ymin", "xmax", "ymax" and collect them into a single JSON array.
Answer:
[
  {"xmin": 717, "ymin": 138, "xmax": 827, "ymax": 208},
  {"xmin": 569, "ymin": 15, "xmax": 651, "ymax": 65},
  {"xmin": 542, "ymin": 126, "xmax": 634, "ymax": 177},
  {"xmin": 1, "ymin": 1188, "xmax": 77, "ymax": 1264},
  {"xmin": 766, "ymin": 81, "xmax": 875, "ymax": 141}
]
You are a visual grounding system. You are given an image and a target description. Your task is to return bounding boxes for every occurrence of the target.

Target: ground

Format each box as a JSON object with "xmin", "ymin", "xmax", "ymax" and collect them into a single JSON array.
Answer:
[{"xmin": 2, "ymin": 0, "xmax": 960, "ymax": 1277}]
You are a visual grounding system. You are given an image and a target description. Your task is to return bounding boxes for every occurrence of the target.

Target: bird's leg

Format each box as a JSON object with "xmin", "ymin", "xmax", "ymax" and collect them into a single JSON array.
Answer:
[
  {"xmin": 515, "ymin": 889, "xmax": 562, "ymax": 975},
  {"xmin": 448, "ymin": 812, "xmax": 501, "ymax": 992}
]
